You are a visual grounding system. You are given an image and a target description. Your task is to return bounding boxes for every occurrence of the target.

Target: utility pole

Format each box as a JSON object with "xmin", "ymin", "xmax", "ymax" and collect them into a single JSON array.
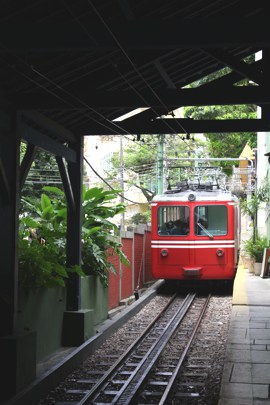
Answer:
[
  {"xmin": 119, "ymin": 135, "xmax": 125, "ymax": 230},
  {"xmin": 157, "ymin": 134, "xmax": 165, "ymax": 194},
  {"xmin": 119, "ymin": 135, "xmax": 124, "ymax": 304}
]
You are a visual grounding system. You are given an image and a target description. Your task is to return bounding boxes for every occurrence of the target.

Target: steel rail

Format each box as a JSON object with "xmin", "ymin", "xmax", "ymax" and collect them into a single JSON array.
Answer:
[
  {"xmin": 114, "ymin": 293, "xmax": 196, "ymax": 404},
  {"xmin": 159, "ymin": 293, "xmax": 211, "ymax": 405},
  {"xmin": 78, "ymin": 293, "xmax": 177, "ymax": 405}
]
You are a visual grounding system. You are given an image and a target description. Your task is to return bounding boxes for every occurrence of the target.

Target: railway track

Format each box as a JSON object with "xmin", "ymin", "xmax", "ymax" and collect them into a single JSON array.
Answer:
[
  {"xmin": 51, "ymin": 293, "xmax": 210, "ymax": 405},
  {"xmin": 34, "ymin": 287, "xmax": 233, "ymax": 405}
]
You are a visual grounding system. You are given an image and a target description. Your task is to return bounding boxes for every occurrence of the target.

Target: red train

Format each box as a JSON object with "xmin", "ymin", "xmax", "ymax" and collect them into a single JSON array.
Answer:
[{"xmin": 151, "ymin": 182, "xmax": 240, "ymax": 283}]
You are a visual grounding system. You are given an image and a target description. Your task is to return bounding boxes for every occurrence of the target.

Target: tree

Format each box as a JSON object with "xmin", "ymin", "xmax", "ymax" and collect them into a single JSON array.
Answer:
[
  {"xmin": 20, "ymin": 142, "xmax": 62, "ymax": 212},
  {"xmin": 240, "ymin": 179, "xmax": 269, "ymax": 241},
  {"xmin": 182, "ymin": 58, "xmax": 257, "ymax": 174},
  {"xmin": 109, "ymin": 134, "xmax": 209, "ymax": 202}
]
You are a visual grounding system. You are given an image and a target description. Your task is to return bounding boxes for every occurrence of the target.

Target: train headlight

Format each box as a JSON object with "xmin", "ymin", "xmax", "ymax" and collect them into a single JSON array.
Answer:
[
  {"xmin": 216, "ymin": 249, "xmax": 224, "ymax": 257},
  {"xmin": 160, "ymin": 249, "xmax": 168, "ymax": 257},
  {"xmin": 188, "ymin": 193, "xmax": 196, "ymax": 201}
]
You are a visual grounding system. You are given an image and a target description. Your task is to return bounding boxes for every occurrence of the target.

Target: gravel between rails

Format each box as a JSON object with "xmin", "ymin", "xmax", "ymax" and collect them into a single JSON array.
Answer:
[{"xmin": 38, "ymin": 292, "xmax": 232, "ymax": 405}]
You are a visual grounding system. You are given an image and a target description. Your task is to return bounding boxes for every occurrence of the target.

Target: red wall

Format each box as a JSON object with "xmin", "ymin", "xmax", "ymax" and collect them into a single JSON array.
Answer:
[
  {"xmin": 134, "ymin": 233, "xmax": 143, "ymax": 290},
  {"xmin": 144, "ymin": 230, "xmax": 152, "ymax": 283},
  {"xmin": 108, "ymin": 227, "xmax": 153, "ymax": 310},
  {"xmin": 107, "ymin": 252, "xmax": 120, "ymax": 310},
  {"xmin": 121, "ymin": 237, "xmax": 133, "ymax": 299}
]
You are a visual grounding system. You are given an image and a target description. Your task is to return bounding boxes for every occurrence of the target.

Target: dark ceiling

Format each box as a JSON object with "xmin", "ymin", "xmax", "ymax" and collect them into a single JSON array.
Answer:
[{"xmin": 0, "ymin": 0, "xmax": 270, "ymax": 140}]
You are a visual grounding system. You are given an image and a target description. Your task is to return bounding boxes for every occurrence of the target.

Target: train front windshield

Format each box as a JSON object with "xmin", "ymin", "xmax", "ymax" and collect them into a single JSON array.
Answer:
[
  {"xmin": 157, "ymin": 204, "xmax": 228, "ymax": 237},
  {"xmin": 158, "ymin": 206, "xmax": 190, "ymax": 235},
  {"xmin": 194, "ymin": 205, "xmax": 228, "ymax": 236}
]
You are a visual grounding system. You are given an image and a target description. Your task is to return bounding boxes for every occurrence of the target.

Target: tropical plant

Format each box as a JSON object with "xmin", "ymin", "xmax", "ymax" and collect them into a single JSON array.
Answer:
[
  {"xmin": 244, "ymin": 233, "xmax": 269, "ymax": 263},
  {"xmin": 79, "ymin": 185, "xmax": 130, "ymax": 286},
  {"xmin": 19, "ymin": 185, "xmax": 129, "ymax": 289},
  {"xmin": 19, "ymin": 191, "xmax": 84, "ymax": 290},
  {"xmin": 240, "ymin": 179, "xmax": 269, "ymax": 241}
]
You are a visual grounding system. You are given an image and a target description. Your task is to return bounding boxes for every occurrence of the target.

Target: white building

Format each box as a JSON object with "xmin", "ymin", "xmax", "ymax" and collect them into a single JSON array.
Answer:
[{"xmin": 84, "ymin": 135, "xmax": 149, "ymax": 227}]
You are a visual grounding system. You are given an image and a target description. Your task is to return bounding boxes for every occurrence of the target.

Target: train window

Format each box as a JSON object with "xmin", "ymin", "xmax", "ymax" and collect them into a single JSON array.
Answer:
[
  {"xmin": 158, "ymin": 206, "xmax": 190, "ymax": 235},
  {"xmin": 194, "ymin": 205, "xmax": 228, "ymax": 236}
]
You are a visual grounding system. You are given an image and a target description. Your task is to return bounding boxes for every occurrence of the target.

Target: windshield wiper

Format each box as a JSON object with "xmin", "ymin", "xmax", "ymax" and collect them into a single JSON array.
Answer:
[{"xmin": 197, "ymin": 222, "xmax": 214, "ymax": 239}]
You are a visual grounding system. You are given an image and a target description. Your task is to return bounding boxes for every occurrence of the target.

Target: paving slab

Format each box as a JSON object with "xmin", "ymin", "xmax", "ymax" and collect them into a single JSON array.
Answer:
[
  {"xmin": 225, "ymin": 347, "xmax": 251, "ymax": 362},
  {"xmin": 219, "ymin": 382, "xmax": 269, "ymax": 399},
  {"xmin": 230, "ymin": 363, "xmax": 252, "ymax": 383},
  {"xmin": 219, "ymin": 265, "xmax": 270, "ymax": 404},
  {"xmin": 219, "ymin": 399, "xmax": 253, "ymax": 405}
]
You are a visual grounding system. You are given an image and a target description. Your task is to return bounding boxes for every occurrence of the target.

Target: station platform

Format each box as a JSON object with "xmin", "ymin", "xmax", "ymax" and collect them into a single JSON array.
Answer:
[{"xmin": 218, "ymin": 264, "xmax": 270, "ymax": 405}]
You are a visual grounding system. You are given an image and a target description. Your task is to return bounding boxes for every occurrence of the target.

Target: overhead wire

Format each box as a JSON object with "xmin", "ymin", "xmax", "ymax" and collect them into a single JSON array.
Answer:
[
  {"xmin": 2, "ymin": 53, "xmax": 157, "ymax": 198},
  {"xmin": 30, "ymin": 66, "xmax": 137, "ymax": 137},
  {"xmin": 0, "ymin": 40, "xmax": 141, "ymax": 139},
  {"xmin": 86, "ymin": 0, "xmax": 188, "ymax": 135},
  {"xmin": 0, "ymin": 55, "xmax": 156, "ymax": 199},
  {"xmin": 0, "ymin": 4, "xmax": 189, "ymax": 199},
  {"xmin": 83, "ymin": 156, "xmax": 149, "ymax": 205},
  {"xmin": 63, "ymin": 0, "xmax": 189, "ymax": 136},
  {"xmin": 0, "ymin": 41, "xmax": 186, "ymax": 147},
  {"xmin": 0, "ymin": 5, "xmax": 191, "ymax": 179}
]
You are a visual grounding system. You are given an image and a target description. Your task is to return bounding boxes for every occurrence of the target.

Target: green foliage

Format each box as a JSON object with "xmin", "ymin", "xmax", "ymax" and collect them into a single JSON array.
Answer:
[
  {"xmin": 19, "ymin": 185, "xmax": 129, "ymax": 289},
  {"xmin": 183, "ymin": 75, "xmax": 257, "ymax": 175},
  {"xmin": 244, "ymin": 233, "xmax": 269, "ymax": 262},
  {"xmin": 20, "ymin": 144, "xmax": 62, "ymax": 209},
  {"xmin": 240, "ymin": 194, "xmax": 261, "ymax": 220},
  {"xmin": 111, "ymin": 139, "xmax": 157, "ymax": 175},
  {"xmin": 110, "ymin": 137, "xmax": 157, "ymax": 201},
  {"xmin": 19, "ymin": 204, "xmax": 83, "ymax": 290},
  {"xmin": 19, "ymin": 237, "xmax": 83, "ymax": 289},
  {"xmin": 204, "ymin": 132, "xmax": 256, "ymax": 175},
  {"xmin": 127, "ymin": 211, "xmax": 150, "ymax": 225},
  {"xmin": 110, "ymin": 134, "xmax": 209, "ymax": 200},
  {"xmin": 80, "ymin": 185, "xmax": 130, "ymax": 286},
  {"xmin": 240, "ymin": 179, "xmax": 269, "ymax": 245},
  {"xmin": 240, "ymin": 180, "xmax": 269, "ymax": 221}
]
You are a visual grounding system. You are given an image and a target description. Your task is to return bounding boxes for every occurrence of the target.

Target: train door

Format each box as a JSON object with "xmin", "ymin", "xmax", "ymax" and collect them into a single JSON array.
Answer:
[
  {"xmin": 192, "ymin": 202, "xmax": 234, "ymax": 279},
  {"xmin": 233, "ymin": 202, "xmax": 241, "ymax": 265},
  {"xmin": 152, "ymin": 203, "xmax": 191, "ymax": 279}
]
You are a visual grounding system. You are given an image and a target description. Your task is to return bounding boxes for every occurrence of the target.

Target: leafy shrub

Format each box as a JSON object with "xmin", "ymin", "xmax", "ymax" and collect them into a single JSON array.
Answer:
[
  {"xmin": 19, "ymin": 186, "xmax": 129, "ymax": 289},
  {"xmin": 80, "ymin": 186, "xmax": 129, "ymax": 286},
  {"xmin": 127, "ymin": 211, "xmax": 150, "ymax": 225},
  {"xmin": 19, "ymin": 193, "xmax": 83, "ymax": 290},
  {"xmin": 244, "ymin": 233, "xmax": 269, "ymax": 263}
]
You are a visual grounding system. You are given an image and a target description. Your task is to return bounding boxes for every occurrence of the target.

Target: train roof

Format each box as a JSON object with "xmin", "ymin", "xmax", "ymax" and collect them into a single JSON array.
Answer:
[{"xmin": 151, "ymin": 188, "xmax": 239, "ymax": 203}]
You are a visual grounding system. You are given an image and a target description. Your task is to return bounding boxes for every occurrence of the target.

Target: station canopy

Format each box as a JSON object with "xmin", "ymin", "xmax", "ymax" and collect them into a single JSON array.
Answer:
[{"xmin": 0, "ymin": 0, "xmax": 270, "ymax": 142}]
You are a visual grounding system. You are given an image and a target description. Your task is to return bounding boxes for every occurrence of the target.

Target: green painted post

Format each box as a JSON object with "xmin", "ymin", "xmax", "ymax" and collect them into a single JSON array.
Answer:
[{"xmin": 157, "ymin": 134, "xmax": 165, "ymax": 194}]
